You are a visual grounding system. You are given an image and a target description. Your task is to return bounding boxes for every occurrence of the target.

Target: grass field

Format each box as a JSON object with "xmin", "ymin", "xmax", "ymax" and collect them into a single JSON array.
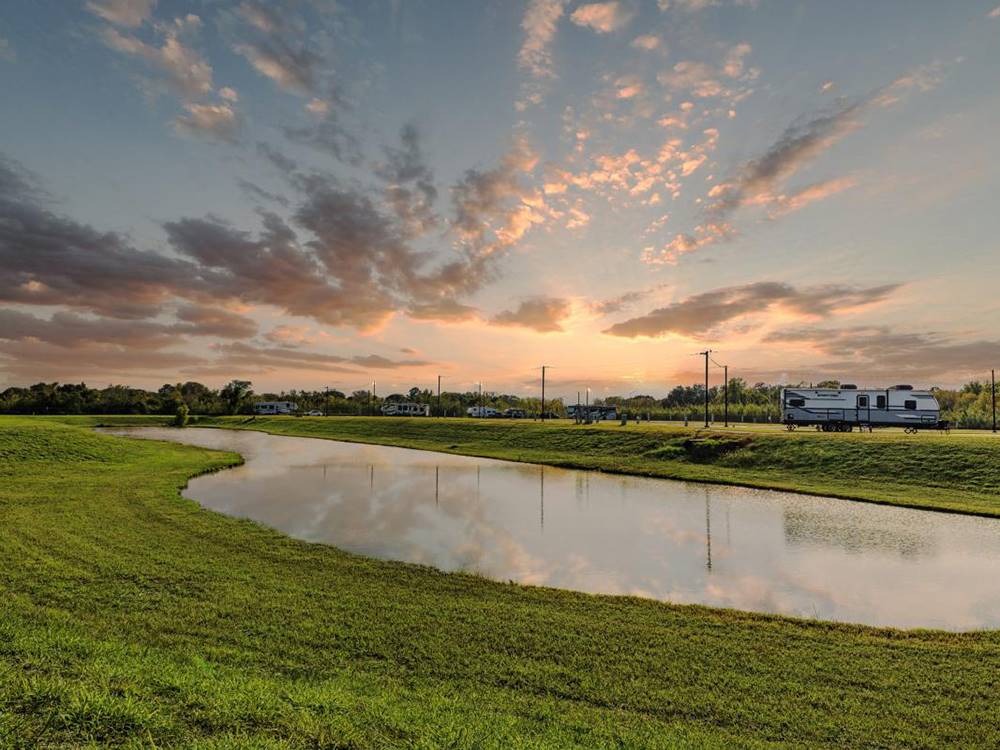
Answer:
[
  {"xmin": 3, "ymin": 416, "xmax": 1000, "ymax": 747},
  {"xmin": 54, "ymin": 413, "xmax": 1000, "ymax": 517}
]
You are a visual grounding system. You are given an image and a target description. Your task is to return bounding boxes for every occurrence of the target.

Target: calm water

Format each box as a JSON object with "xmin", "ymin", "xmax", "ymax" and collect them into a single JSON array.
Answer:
[{"xmin": 103, "ymin": 427, "xmax": 1000, "ymax": 630}]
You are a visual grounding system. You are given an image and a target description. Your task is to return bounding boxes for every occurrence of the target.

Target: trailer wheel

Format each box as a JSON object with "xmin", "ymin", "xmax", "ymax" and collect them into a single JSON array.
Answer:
[{"xmin": 785, "ymin": 423, "xmax": 796, "ymax": 431}]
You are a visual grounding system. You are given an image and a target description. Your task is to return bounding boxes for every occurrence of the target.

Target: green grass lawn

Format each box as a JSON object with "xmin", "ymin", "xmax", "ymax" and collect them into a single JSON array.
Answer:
[
  {"xmin": 3, "ymin": 416, "xmax": 1000, "ymax": 747},
  {"xmin": 55, "ymin": 413, "xmax": 1000, "ymax": 517}
]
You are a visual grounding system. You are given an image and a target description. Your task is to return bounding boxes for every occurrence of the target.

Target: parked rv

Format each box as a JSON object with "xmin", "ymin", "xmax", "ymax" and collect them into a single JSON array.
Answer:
[
  {"xmin": 254, "ymin": 401, "xmax": 298, "ymax": 415},
  {"xmin": 781, "ymin": 385, "xmax": 946, "ymax": 432},
  {"xmin": 381, "ymin": 402, "xmax": 430, "ymax": 417},
  {"xmin": 503, "ymin": 408, "xmax": 526, "ymax": 419}
]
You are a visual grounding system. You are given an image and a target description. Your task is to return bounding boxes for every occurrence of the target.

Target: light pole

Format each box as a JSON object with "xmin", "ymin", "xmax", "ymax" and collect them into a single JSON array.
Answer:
[
  {"xmin": 371, "ymin": 380, "xmax": 376, "ymax": 416},
  {"xmin": 993, "ymin": 369, "xmax": 997, "ymax": 434},
  {"xmin": 478, "ymin": 381, "xmax": 483, "ymax": 418},
  {"xmin": 699, "ymin": 350, "xmax": 711, "ymax": 427},
  {"xmin": 723, "ymin": 364, "xmax": 729, "ymax": 428},
  {"xmin": 437, "ymin": 374, "xmax": 442, "ymax": 417},
  {"xmin": 540, "ymin": 365, "xmax": 548, "ymax": 421}
]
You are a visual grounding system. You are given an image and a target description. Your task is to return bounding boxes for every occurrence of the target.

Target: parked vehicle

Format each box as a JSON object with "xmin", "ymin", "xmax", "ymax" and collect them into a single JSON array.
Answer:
[
  {"xmin": 381, "ymin": 402, "xmax": 431, "ymax": 417},
  {"xmin": 503, "ymin": 408, "xmax": 526, "ymax": 419},
  {"xmin": 305, "ymin": 410, "xmax": 323, "ymax": 416},
  {"xmin": 466, "ymin": 406, "xmax": 499, "ymax": 418},
  {"xmin": 565, "ymin": 405, "xmax": 618, "ymax": 421},
  {"xmin": 781, "ymin": 385, "xmax": 945, "ymax": 432}
]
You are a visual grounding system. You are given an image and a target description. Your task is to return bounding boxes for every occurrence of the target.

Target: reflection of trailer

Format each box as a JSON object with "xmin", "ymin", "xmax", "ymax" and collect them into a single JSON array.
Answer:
[
  {"xmin": 381, "ymin": 402, "xmax": 430, "ymax": 417},
  {"xmin": 781, "ymin": 385, "xmax": 946, "ymax": 433}
]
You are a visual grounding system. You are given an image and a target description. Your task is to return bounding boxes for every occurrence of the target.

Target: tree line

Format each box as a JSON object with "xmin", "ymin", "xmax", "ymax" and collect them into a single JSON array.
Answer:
[{"xmin": 1, "ymin": 378, "xmax": 996, "ymax": 428}]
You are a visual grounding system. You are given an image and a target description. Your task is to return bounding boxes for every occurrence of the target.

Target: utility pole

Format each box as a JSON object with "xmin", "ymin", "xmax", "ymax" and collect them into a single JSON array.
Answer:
[
  {"xmin": 723, "ymin": 364, "xmax": 729, "ymax": 428},
  {"xmin": 540, "ymin": 365, "xmax": 547, "ymax": 421},
  {"xmin": 478, "ymin": 381, "xmax": 483, "ymax": 418},
  {"xmin": 993, "ymin": 368, "xmax": 997, "ymax": 434},
  {"xmin": 324, "ymin": 386, "xmax": 330, "ymax": 417},
  {"xmin": 577, "ymin": 391, "xmax": 581, "ymax": 424},
  {"xmin": 699, "ymin": 350, "xmax": 711, "ymax": 427},
  {"xmin": 370, "ymin": 380, "xmax": 376, "ymax": 416},
  {"xmin": 437, "ymin": 375, "xmax": 442, "ymax": 417}
]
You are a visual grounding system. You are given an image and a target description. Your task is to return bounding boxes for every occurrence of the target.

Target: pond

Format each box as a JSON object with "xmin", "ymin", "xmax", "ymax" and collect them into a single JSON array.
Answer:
[{"xmin": 103, "ymin": 426, "xmax": 1000, "ymax": 630}]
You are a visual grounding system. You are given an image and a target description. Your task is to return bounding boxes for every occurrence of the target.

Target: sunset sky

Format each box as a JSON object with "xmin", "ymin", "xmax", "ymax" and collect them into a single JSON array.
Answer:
[{"xmin": 2, "ymin": 0, "xmax": 999, "ymax": 398}]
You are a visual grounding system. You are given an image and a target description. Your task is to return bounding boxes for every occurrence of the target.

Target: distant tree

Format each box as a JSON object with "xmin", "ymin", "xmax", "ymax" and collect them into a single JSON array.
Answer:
[
  {"xmin": 173, "ymin": 403, "xmax": 189, "ymax": 427},
  {"xmin": 220, "ymin": 380, "xmax": 253, "ymax": 415}
]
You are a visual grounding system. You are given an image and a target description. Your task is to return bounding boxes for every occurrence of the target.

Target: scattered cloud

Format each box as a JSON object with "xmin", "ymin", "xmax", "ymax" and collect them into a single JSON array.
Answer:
[
  {"xmin": 229, "ymin": 1, "xmax": 324, "ymax": 95},
  {"xmin": 99, "ymin": 19, "xmax": 213, "ymax": 100},
  {"xmin": 173, "ymin": 101, "xmax": 239, "ymax": 143},
  {"xmin": 518, "ymin": 0, "xmax": 566, "ymax": 79},
  {"xmin": 989, "ymin": 6, "xmax": 1000, "ymax": 18},
  {"xmin": 0, "ymin": 36, "xmax": 15, "ymax": 62},
  {"xmin": 569, "ymin": 2, "xmax": 634, "ymax": 33},
  {"xmin": 86, "ymin": 0, "xmax": 157, "ymax": 28},
  {"xmin": 631, "ymin": 34, "xmax": 662, "ymax": 51},
  {"xmin": 491, "ymin": 297, "xmax": 571, "ymax": 332},
  {"xmin": 604, "ymin": 281, "xmax": 900, "ymax": 338}
]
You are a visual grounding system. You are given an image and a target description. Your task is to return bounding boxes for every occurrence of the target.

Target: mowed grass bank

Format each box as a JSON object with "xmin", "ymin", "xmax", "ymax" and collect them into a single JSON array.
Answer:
[
  {"xmin": 3, "ymin": 417, "xmax": 1000, "ymax": 747},
  {"xmin": 65, "ymin": 414, "xmax": 1000, "ymax": 517}
]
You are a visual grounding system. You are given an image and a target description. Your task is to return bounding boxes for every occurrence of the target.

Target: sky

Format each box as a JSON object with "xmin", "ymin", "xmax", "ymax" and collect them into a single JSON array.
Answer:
[{"xmin": 1, "ymin": 0, "xmax": 999, "ymax": 399}]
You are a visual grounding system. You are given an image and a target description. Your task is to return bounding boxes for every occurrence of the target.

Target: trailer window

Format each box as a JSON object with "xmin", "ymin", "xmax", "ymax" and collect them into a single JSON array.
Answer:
[
  {"xmin": 876, "ymin": 395, "xmax": 886, "ymax": 409},
  {"xmin": 904, "ymin": 399, "xmax": 917, "ymax": 410},
  {"xmin": 788, "ymin": 398, "xmax": 805, "ymax": 407},
  {"xmin": 857, "ymin": 396, "xmax": 869, "ymax": 408}
]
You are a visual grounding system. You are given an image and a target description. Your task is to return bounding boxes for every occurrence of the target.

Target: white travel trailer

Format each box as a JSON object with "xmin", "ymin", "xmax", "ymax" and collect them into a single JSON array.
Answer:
[
  {"xmin": 781, "ymin": 385, "xmax": 944, "ymax": 432},
  {"xmin": 253, "ymin": 400, "xmax": 298, "ymax": 415},
  {"xmin": 381, "ymin": 402, "xmax": 430, "ymax": 417}
]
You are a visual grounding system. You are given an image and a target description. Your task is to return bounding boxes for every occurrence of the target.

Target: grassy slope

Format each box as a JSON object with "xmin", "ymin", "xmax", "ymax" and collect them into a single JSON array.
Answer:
[
  {"xmin": 59, "ymin": 414, "xmax": 1000, "ymax": 517},
  {"xmin": 3, "ymin": 418, "xmax": 1000, "ymax": 748}
]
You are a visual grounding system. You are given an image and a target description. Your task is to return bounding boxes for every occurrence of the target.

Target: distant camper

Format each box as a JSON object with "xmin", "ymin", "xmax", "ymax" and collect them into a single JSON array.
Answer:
[
  {"xmin": 781, "ymin": 385, "xmax": 943, "ymax": 432},
  {"xmin": 254, "ymin": 400, "xmax": 298, "ymax": 415},
  {"xmin": 381, "ymin": 402, "xmax": 430, "ymax": 417}
]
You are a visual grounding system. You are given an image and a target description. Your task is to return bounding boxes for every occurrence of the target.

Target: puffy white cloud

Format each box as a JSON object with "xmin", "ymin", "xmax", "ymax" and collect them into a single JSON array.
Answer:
[{"xmin": 570, "ymin": 2, "xmax": 634, "ymax": 33}]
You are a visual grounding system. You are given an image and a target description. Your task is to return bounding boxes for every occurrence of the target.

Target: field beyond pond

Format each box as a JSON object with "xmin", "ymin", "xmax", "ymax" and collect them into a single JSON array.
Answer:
[{"xmin": 3, "ymin": 417, "xmax": 1000, "ymax": 747}]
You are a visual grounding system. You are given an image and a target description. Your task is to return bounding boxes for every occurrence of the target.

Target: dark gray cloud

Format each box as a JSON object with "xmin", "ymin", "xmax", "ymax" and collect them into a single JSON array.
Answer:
[
  {"xmin": 1, "ymin": 151, "xmax": 500, "ymax": 335},
  {"xmin": 283, "ymin": 114, "xmax": 362, "ymax": 165},
  {"xmin": 237, "ymin": 178, "xmax": 290, "ymax": 207},
  {"xmin": 174, "ymin": 304, "xmax": 258, "ymax": 339},
  {"xmin": 762, "ymin": 325, "xmax": 1000, "ymax": 382},
  {"xmin": 604, "ymin": 281, "xmax": 900, "ymax": 338},
  {"xmin": 491, "ymin": 297, "xmax": 571, "ymax": 332},
  {"xmin": 375, "ymin": 123, "xmax": 439, "ymax": 236},
  {"xmin": 590, "ymin": 286, "xmax": 659, "ymax": 316},
  {"xmin": 188, "ymin": 342, "xmax": 430, "ymax": 377},
  {"xmin": 0, "ymin": 156, "xmax": 203, "ymax": 319}
]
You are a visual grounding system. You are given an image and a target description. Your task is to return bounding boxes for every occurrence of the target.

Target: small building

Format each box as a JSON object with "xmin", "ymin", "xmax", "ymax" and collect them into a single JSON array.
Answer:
[{"xmin": 254, "ymin": 400, "xmax": 298, "ymax": 415}]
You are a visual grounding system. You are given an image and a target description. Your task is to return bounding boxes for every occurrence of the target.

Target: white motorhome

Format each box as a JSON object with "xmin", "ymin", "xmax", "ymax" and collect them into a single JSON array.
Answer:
[
  {"xmin": 381, "ymin": 402, "xmax": 430, "ymax": 417},
  {"xmin": 781, "ymin": 385, "xmax": 943, "ymax": 432},
  {"xmin": 253, "ymin": 400, "xmax": 298, "ymax": 415}
]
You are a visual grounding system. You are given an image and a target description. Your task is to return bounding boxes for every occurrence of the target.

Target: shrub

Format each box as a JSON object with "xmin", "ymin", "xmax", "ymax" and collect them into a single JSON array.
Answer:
[{"xmin": 173, "ymin": 403, "xmax": 189, "ymax": 427}]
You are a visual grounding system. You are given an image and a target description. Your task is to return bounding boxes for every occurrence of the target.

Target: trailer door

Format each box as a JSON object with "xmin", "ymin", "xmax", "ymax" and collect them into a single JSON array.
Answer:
[{"xmin": 856, "ymin": 394, "xmax": 870, "ymax": 424}]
